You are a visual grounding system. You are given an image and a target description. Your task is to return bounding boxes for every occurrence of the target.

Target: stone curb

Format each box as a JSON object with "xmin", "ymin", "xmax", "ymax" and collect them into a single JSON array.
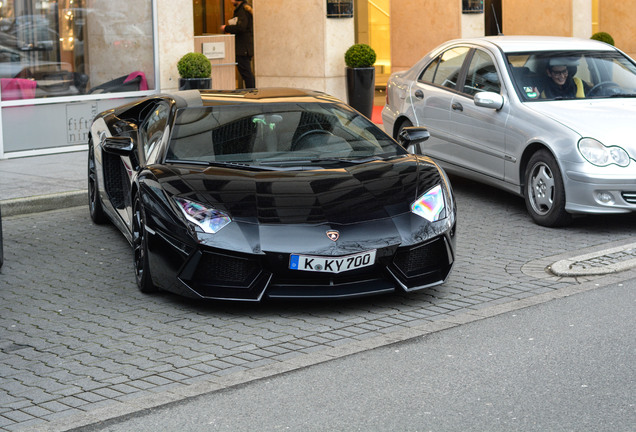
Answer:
[
  {"xmin": 0, "ymin": 190, "xmax": 86, "ymax": 217},
  {"xmin": 549, "ymin": 242, "xmax": 636, "ymax": 276}
]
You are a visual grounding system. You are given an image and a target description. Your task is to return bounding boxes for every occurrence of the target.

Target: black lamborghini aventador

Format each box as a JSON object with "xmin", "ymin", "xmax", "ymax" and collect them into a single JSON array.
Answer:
[{"xmin": 88, "ymin": 88, "xmax": 456, "ymax": 301}]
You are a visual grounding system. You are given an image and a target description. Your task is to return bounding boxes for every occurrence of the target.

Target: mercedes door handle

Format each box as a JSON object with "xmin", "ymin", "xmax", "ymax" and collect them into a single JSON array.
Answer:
[
  {"xmin": 414, "ymin": 90, "xmax": 424, "ymax": 99},
  {"xmin": 452, "ymin": 102, "xmax": 463, "ymax": 111}
]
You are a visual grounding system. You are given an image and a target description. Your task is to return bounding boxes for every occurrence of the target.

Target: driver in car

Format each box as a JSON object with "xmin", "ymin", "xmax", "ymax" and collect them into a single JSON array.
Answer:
[{"xmin": 541, "ymin": 58, "xmax": 589, "ymax": 99}]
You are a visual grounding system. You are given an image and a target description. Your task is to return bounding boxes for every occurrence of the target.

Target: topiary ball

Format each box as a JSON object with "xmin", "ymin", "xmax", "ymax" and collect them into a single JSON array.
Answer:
[
  {"xmin": 345, "ymin": 44, "xmax": 377, "ymax": 68},
  {"xmin": 177, "ymin": 53, "xmax": 212, "ymax": 79},
  {"xmin": 591, "ymin": 32, "xmax": 615, "ymax": 46}
]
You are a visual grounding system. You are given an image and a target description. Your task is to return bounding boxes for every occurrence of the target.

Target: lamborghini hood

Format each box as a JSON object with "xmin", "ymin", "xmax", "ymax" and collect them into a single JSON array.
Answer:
[{"xmin": 163, "ymin": 156, "xmax": 443, "ymax": 225}]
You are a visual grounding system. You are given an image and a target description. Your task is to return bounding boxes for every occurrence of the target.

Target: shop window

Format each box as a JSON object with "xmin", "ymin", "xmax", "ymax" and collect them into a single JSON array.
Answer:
[
  {"xmin": 462, "ymin": 0, "xmax": 483, "ymax": 13},
  {"xmin": 0, "ymin": 0, "xmax": 155, "ymax": 100}
]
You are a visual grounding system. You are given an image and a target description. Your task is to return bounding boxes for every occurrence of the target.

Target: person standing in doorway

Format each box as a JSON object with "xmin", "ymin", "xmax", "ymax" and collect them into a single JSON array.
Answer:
[{"xmin": 221, "ymin": 0, "xmax": 255, "ymax": 89}]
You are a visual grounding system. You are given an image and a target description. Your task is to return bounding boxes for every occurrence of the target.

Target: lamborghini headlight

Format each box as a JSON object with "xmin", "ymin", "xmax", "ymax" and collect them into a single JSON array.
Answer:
[
  {"xmin": 173, "ymin": 197, "xmax": 231, "ymax": 234},
  {"xmin": 411, "ymin": 184, "xmax": 445, "ymax": 222},
  {"xmin": 578, "ymin": 138, "xmax": 630, "ymax": 167}
]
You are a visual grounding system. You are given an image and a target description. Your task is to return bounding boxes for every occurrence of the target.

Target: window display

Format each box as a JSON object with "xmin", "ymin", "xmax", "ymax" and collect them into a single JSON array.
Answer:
[{"xmin": 0, "ymin": 0, "xmax": 155, "ymax": 100}]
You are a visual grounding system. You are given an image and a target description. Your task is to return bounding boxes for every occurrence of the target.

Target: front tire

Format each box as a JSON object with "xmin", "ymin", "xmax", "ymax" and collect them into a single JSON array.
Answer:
[
  {"xmin": 133, "ymin": 194, "xmax": 157, "ymax": 293},
  {"xmin": 524, "ymin": 150, "xmax": 572, "ymax": 227},
  {"xmin": 88, "ymin": 141, "xmax": 107, "ymax": 224}
]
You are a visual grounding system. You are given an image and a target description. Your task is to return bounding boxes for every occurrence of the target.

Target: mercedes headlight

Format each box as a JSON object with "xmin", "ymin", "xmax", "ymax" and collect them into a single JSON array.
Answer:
[
  {"xmin": 411, "ymin": 184, "xmax": 446, "ymax": 222},
  {"xmin": 173, "ymin": 197, "xmax": 231, "ymax": 233},
  {"xmin": 578, "ymin": 138, "xmax": 630, "ymax": 167}
]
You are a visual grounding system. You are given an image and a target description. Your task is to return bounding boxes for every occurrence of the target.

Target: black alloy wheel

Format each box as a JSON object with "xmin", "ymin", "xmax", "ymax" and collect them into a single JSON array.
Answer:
[
  {"xmin": 524, "ymin": 149, "xmax": 572, "ymax": 227},
  {"xmin": 88, "ymin": 141, "xmax": 107, "ymax": 224},
  {"xmin": 132, "ymin": 194, "xmax": 157, "ymax": 293}
]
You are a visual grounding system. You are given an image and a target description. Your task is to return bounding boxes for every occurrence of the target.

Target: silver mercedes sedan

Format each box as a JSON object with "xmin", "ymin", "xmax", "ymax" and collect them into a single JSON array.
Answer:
[{"xmin": 382, "ymin": 36, "xmax": 636, "ymax": 227}]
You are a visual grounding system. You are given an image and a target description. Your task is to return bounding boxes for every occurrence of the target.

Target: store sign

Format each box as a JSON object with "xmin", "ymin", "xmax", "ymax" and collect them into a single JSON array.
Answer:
[
  {"xmin": 66, "ymin": 103, "xmax": 98, "ymax": 145},
  {"xmin": 327, "ymin": 0, "xmax": 353, "ymax": 18},
  {"xmin": 203, "ymin": 42, "xmax": 226, "ymax": 60}
]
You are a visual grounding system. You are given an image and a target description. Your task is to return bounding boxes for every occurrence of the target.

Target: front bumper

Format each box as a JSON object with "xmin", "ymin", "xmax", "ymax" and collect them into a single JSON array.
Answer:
[
  {"xmin": 564, "ymin": 168, "xmax": 636, "ymax": 214},
  {"xmin": 175, "ymin": 232, "xmax": 456, "ymax": 301}
]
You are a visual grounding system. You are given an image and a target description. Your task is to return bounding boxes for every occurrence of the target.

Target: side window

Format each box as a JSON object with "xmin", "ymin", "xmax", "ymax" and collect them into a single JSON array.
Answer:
[
  {"xmin": 141, "ymin": 102, "xmax": 170, "ymax": 160},
  {"xmin": 419, "ymin": 56, "xmax": 440, "ymax": 83},
  {"xmin": 464, "ymin": 50, "xmax": 501, "ymax": 96},
  {"xmin": 432, "ymin": 47, "xmax": 470, "ymax": 90}
]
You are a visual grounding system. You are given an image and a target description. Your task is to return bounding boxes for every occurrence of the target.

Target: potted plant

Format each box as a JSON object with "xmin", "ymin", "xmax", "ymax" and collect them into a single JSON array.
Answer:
[
  {"xmin": 177, "ymin": 52, "xmax": 212, "ymax": 90},
  {"xmin": 344, "ymin": 43, "xmax": 377, "ymax": 118},
  {"xmin": 591, "ymin": 32, "xmax": 615, "ymax": 46}
]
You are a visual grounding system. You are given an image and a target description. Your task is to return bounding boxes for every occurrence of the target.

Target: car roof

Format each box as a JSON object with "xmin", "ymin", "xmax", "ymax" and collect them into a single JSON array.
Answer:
[
  {"xmin": 464, "ymin": 35, "xmax": 617, "ymax": 53},
  {"xmin": 167, "ymin": 88, "xmax": 342, "ymax": 109}
]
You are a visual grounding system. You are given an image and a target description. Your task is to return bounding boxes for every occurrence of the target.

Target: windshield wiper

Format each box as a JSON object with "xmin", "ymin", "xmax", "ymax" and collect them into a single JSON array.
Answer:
[
  {"xmin": 259, "ymin": 156, "xmax": 384, "ymax": 166},
  {"xmin": 165, "ymin": 159, "xmax": 249, "ymax": 167}
]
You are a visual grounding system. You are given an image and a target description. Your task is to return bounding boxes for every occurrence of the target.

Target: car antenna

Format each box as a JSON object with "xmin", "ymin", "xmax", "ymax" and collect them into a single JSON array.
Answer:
[{"xmin": 492, "ymin": 3, "xmax": 503, "ymax": 35}]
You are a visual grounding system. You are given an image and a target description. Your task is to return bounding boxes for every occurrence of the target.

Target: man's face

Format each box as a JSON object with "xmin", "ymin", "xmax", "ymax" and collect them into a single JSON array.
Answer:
[{"xmin": 548, "ymin": 66, "xmax": 568, "ymax": 86}]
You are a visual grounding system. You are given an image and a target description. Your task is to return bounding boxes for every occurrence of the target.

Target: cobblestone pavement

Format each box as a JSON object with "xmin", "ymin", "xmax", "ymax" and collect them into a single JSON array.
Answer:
[{"xmin": 1, "ymin": 177, "xmax": 635, "ymax": 432}]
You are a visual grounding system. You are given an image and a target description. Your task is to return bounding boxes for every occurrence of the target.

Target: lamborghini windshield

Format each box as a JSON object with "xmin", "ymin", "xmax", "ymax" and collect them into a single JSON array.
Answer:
[
  {"xmin": 507, "ymin": 50, "xmax": 636, "ymax": 101},
  {"xmin": 166, "ymin": 102, "xmax": 404, "ymax": 165}
]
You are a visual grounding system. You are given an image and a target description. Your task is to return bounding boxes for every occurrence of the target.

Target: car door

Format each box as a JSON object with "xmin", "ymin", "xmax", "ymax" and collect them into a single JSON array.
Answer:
[
  {"xmin": 448, "ymin": 48, "xmax": 509, "ymax": 180},
  {"xmin": 119, "ymin": 100, "xmax": 170, "ymax": 228},
  {"xmin": 410, "ymin": 46, "xmax": 470, "ymax": 159}
]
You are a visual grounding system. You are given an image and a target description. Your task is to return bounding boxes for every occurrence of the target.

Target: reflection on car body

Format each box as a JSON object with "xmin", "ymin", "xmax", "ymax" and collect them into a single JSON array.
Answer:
[
  {"xmin": 383, "ymin": 36, "xmax": 636, "ymax": 227},
  {"xmin": 88, "ymin": 88, "xmax": 456, "ymax": 301}
]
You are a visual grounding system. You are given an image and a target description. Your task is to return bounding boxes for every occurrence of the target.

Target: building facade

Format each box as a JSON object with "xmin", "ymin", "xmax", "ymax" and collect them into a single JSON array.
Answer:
[{"xmin": 0, "ymin": 0, "xmax": 633, "ymax": 158}]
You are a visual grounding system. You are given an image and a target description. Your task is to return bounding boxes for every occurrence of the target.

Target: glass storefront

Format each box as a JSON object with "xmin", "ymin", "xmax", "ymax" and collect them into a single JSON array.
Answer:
[{"xmin": 0, "ymin": 0, "xmax": 157, "ymax": 157}]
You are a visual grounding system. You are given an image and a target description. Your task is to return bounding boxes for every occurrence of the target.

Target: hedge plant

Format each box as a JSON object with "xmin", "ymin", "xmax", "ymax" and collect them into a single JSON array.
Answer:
[
  {"xmin": 344, "ymin": 44, "xmax": 377, "ymax": 68},
  {"xmin": 177, "ymin": 53, "xmax": 212, "ymax": 79},
  {"xmin": 591, "ymin": 32, "xmax": 615, "ymax": 46}
]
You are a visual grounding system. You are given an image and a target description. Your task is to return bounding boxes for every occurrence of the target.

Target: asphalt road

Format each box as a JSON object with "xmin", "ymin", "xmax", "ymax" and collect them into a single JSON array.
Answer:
[
  {"xmin": 77, "ymin": 278, "xmax": 636, "ymax": 432},
  {"xmin": 2, "ymin": 176, "xmax": 636, "ymax": 432}
]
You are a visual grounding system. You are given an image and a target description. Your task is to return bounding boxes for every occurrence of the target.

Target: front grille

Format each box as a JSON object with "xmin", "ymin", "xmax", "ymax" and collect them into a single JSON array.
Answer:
[
  {"xmin": 192, "ymin": 252, "xmax": 261, "ymax": 287},
  {"xmin": 389, "ymin": 236, "xmax": 453, "ymax": 290},
  {"xmin": 622, "ymin": 191, "xmax": 636, "ymax": 204},
  {"xmin": 392, "ymin": 237, "xmax": 449, "ymax": 277}
]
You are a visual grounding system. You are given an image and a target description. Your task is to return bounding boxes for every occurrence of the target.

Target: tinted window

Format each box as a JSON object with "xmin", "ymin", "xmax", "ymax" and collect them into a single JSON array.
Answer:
[
  {"xmin": 141, "ymin": 102, "xmax": 169, "ymax": 160},
  {"xmin": 168, "ymin": 103, "xmax": 405, "ymax": 165},
  {"xmin": 419, "ymin": 47, "xmax": 469, "ymax": 90},
  {"xmin": 464, "ymin": 49, "xmax": 500, "ymax": 95},
  {"xmin": 419, "ymin": 56, "xmax": 440, "ymax": 82},
  {"xmin": 506, "ymin": 50, "xmax": 636, "ymax": 101}
]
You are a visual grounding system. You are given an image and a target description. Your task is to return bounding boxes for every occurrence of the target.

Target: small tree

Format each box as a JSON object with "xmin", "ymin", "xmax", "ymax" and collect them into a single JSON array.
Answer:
[
  {"xmin": 344, "ymin": 44, "xmax": 377, "ymax": 68},
  {"xmin": 591, "ymin": 32, "xmax": 615, "ymax": 46},
  {"xmin": 177, "ymin": 53, "xmax": 212, "ymax": 79}
]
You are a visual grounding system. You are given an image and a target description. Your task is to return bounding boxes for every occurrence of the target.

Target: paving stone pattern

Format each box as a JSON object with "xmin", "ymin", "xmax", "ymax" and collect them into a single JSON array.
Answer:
[{"xmin": 1, "ymin": 178, "xmax": 635, "ymax": 431}]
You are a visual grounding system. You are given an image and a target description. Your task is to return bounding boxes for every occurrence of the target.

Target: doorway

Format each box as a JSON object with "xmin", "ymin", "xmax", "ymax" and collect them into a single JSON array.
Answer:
[
  {"xmin": 354, "ymin": 0, "xmax": 390, "ymax": 88},
  {"xmin": 484, "ymin": 0, "xmax": 503, "ymax": 36}
]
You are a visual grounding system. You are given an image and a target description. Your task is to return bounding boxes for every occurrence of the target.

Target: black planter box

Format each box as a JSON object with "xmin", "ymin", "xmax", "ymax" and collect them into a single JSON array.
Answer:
[
  {"xmin": 346, "ymin": 67, "xmax": 375, "ymax": 119},
  {"xmin": 178, "ymin": 78, "xmax": 212, "ymax": 90}
]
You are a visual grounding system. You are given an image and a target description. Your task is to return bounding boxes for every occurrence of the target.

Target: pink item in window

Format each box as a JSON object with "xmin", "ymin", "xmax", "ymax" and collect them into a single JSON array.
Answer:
[
  {"xmin": 1, "ymin": 78, "xmax": 37, "ymax": 101},
  {"xmin": 123, "ymin": 71, "xmax": 148, "ymax": 91}
]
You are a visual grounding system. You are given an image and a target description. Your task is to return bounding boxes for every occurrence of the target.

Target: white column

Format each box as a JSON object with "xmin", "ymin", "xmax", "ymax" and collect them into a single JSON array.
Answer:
[
  {"xmin": 156, "ymin": 0, "xmax": 196, "ymax": 91},
  {"xmin": 572, "ymin": 0, "xmax": 593, "ymax": 39}
]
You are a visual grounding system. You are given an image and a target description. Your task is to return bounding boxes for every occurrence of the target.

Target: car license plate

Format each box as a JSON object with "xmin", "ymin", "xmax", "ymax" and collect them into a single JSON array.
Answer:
[{"xmin": 289, "ymin": 250, "xmax": 376, "ymax": 273}]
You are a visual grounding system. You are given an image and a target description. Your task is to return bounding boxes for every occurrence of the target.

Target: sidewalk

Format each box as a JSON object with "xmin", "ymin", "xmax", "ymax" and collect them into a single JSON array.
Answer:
[{"xmin": 0, "ymin": 151, "xmax": 87, "ymax": 216}]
